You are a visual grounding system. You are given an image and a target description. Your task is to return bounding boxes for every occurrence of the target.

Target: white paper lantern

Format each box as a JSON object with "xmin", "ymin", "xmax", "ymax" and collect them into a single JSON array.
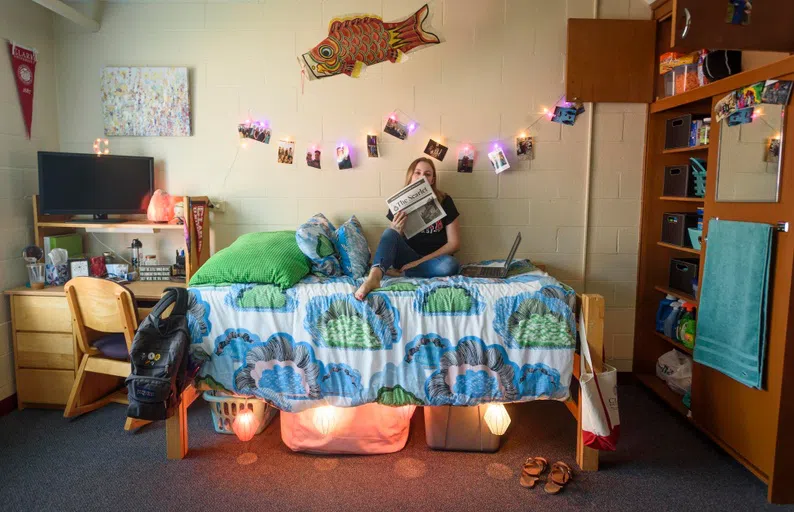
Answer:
[
  {"xmin": 484, "ymin": 403, "xmax": 511, "ymax": 435},
  {"xmin": 313, "ymin": 405, "xmax": 338, "ymax": 436}
]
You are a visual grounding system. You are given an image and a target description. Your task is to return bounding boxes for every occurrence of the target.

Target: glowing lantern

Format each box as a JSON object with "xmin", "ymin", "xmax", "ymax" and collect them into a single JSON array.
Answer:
[
  {"xmin": 232, "ymin": 408, "xmax": 260, "ymax": 442},
  {"xmin": 484, "ymin": 403, "xmax": 511, "ymax": 435},
  {"xmin": 313, "ymin": 405, "xmax": 338, "ymax": 436},
  {"xmin": 147, "ymin": 189, "xmax": 176, "ymax": 223}
]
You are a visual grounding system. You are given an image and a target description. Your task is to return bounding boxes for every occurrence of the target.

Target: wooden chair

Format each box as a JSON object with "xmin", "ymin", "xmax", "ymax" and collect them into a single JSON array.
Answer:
[{"xmin": 63, "ymin": 277, "xmax": 148, "ymax": 430}]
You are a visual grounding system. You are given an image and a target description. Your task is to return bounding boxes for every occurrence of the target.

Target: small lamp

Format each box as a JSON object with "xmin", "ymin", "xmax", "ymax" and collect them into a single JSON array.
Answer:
[
  {"xmin": 313, "ymin": 405, "xmax": 338, "ymax": 436},
  {"xmin": 232, "ymin": 407, "xmax": 260, "ymax": 443},
  {"xmin": 484, "ymin": 403, "xmax": 511, "ymax": 436}
]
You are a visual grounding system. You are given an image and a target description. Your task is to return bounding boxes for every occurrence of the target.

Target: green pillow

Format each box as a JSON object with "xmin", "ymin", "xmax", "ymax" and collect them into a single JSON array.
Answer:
[{"xmin": 189, "ymin": 231, "xmax": 310, "ymax": 289}]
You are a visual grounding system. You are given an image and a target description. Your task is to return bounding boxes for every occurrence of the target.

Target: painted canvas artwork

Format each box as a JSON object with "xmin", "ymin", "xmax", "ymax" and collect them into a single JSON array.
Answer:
[{"xmin": 101, "ymin": 67, "xmax": 191, "ymax": 136}]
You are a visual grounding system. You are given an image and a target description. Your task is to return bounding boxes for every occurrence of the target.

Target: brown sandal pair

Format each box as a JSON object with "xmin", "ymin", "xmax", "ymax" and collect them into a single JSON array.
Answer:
[{"xmin": 520, "ymin": 457, "xmax": 572, "ymax": 494}]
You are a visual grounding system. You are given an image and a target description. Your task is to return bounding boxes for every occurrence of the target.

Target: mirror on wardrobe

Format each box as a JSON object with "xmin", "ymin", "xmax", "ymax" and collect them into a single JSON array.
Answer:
[{"xmin": 716, "ymin": 104, "xmax": 784, "ymax": 202}]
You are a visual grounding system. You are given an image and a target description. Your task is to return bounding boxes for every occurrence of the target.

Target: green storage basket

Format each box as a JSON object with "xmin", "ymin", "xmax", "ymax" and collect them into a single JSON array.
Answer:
[{"xmin": 203, "ymin": 391, "xmax": 278, "ymax": 435}]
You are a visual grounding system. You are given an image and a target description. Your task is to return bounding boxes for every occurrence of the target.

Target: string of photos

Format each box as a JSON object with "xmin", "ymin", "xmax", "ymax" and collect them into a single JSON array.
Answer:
[{"xmin": 235, "ymin": 94, "xmax": 586, "ymax": 174}]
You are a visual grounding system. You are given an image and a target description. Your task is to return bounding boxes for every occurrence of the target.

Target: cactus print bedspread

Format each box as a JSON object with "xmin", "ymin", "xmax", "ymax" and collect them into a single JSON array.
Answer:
[{"xmin": 187, "ymin": 260, "xmax": 577, "ymax": 412}]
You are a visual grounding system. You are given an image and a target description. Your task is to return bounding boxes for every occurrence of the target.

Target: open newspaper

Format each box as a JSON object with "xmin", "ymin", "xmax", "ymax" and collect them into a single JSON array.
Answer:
[{"xmin": 385, "ymin": 176, "xmax": 446, "ymax": 239}]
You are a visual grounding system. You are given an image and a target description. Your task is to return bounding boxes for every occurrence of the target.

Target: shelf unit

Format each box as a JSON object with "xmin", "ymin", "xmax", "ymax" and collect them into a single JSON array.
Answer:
[
  {"xmin": 661, "ymin": 144, "xmax": 710, "ymax": 154},
  {"xmin": 654, "ymin": 331, "xmax": 694, "ymax": 355},
  {"xmin": 32, "ymin": 195, "xmax": 210, "ymax": 282},
  {"xmin": 634, "ymin": 8, "xmax": 794, "ymax": 501},
  {"xmin": 659, "ymin": 196, "xmax": 704, "ymax": 203},
  {"xmin": 635, "ymin": 373, "xmax": 689, "ymax": 417},
  {"xmin": 653, "ymin": 285, "xmax": 698, "ymax": 305},
  {"xmin": 656, "ymin": 241, "xmax": 701, "ymax": 255}
]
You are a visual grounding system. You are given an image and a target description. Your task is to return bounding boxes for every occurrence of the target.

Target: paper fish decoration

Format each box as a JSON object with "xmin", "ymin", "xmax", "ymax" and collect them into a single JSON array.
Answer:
[{"xmin": 299, "ymin": 3, "xmax": 441, "ymax": 80}]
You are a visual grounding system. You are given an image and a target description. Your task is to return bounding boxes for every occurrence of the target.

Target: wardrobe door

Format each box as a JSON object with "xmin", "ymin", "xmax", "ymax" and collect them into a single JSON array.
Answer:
[
  {"xmin": 671, "ymin": 0, "xmax": 794, "ymax": 52},
  {"xmin": 566, "ymin": 19, "xmax": 656, "ymax": 103}
]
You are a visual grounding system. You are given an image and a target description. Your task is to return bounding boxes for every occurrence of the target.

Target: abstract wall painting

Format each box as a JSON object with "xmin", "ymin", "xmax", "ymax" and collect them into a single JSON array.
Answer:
[{"xmin": 100, "ymin": 67, "xmax": 191, "ymax": 136}]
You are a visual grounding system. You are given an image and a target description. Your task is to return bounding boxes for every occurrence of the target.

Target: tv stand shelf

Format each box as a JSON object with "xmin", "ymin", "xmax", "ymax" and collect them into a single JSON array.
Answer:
[
  {"xmin": 32, "ymin": 194, "xmax": 210, "ymax": 282},
  {"xmin": 38, "ymin": 221, "xmax": 185, "ymax": 231}
]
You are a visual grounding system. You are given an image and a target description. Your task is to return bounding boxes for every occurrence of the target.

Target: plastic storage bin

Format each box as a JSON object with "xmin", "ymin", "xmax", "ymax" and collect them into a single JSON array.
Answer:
[
  {"xmin": 203, "ymin": 391, "xmax": 278, "ymax": 435},
  {"xmin": 662, "ymin": 213, "xmax": 699, "ymax": 247},
  {"xmin": 280, "ymin": 403, "xmax": 414, "ymax": 454},
  {"xmin": 673, "ymin": 64, "xmax": 699, "ymax": 95},
  {"xmin": 424, "ymin": 405, "xmax": 501, "ymax": 453}
]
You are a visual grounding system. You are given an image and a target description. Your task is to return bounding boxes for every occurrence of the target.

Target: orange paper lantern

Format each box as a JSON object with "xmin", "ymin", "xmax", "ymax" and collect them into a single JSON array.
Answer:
[{"xmin": 232, "ymin": 408, "xmax": 260, "ymax": 442}]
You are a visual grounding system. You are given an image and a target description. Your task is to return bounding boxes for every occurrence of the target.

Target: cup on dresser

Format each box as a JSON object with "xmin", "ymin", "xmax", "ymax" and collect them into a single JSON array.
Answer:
[{"xmin": 27, "ymin": 263, "xmax": 45, "ymax": 290}]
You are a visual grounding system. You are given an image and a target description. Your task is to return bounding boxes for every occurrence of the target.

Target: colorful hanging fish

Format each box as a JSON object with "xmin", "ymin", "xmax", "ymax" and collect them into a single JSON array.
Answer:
[{"xmin": 299, "ymin": 4, "xmax": 442, "ymax": 81}]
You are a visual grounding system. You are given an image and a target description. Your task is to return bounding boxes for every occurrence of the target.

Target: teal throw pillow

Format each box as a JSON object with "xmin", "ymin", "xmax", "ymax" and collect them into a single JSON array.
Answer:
[
  {"xmin": 296, "ymin": 213, "xmax": 343, "ymax": 276},
  {"xmin": 189, "ymin": 230, "xmax": 309, "ymax": 289},
  {"xmin": 335, "ymin": 216, "xmax": 371, "ymax": 279}
]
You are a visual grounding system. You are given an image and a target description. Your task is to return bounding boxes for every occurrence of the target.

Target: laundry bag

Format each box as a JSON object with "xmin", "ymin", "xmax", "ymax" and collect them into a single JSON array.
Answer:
[
  {"xmin": 280, "ymin": 403, "xmax": 415, "ymax": 455},
  {"xmin": 579, "ymin": 315, "xmax": 620, "ymax": 451}
]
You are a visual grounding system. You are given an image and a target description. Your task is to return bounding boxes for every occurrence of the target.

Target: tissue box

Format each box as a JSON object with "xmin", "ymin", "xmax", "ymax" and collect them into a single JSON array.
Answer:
[{"xmin": 45, "ymin": 264, "xmax": 69, "ymax": 286}]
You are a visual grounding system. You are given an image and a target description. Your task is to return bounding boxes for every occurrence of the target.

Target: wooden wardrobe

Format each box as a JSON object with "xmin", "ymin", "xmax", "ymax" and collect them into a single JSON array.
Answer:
[{"xmin": 566, "ymin": 0, "xmax": 794, "ymax": 504}]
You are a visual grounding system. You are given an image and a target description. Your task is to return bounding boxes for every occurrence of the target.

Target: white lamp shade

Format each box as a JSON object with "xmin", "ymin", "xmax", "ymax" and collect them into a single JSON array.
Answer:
[
  {"xmin": 313, "ymin": 405, "xmax": 338, "ymax": 436},
  {"xmin": 484, "ymin": 403, "xmax": 511, "ymax": 435}
]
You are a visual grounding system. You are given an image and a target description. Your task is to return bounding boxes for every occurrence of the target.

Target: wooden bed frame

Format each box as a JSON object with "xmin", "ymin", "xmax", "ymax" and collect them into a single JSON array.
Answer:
[{"xmin": 165, "ymin": 293, "xmax": 606, "ymax": 470}]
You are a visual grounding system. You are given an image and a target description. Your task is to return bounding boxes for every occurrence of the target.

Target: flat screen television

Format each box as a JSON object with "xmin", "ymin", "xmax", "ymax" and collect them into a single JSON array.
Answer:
[{"xmin": 38, "ymin": 152, "xmax": 154, "ymax": 220}]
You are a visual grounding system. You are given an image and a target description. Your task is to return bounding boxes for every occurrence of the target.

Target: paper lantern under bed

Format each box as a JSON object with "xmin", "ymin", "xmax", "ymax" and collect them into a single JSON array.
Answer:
[
  {"xmin": 232, "ymin": 408, "xmax": 261, "ymax": 442},
  {"xmin": 483, "ymin": 403, "xmax": 511, "ymax": 435}
]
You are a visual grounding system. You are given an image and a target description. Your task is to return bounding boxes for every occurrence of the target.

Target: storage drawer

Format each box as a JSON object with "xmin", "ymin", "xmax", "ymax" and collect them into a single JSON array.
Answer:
[
  {"xmin": 661, "ymin": 213, "xmax": 699, "ymax": 247},
  {"xmin": 17, "ymin": 368, "xmax": 74, "ymax": 405},
  {"xmin": 664, "ymin": 115, "xmax": 692, "ymax": 150},
  {"xmin": 663, "ymin": 165, "xmax": 696, "ymax": 197},
  {"xmin": 12, "ymin": 296, "xmax": 72, "ymax": 332},
  {"xmin": 669, "ymin": 258, "xmax": 700, "ymax": 298},
  {"xmin": 16, "ymin": 332, "xmax": 74, "ymax": 370},
  {"xmin": 424, "ymin": 405, "xmax": 501, "ymax": 453}
]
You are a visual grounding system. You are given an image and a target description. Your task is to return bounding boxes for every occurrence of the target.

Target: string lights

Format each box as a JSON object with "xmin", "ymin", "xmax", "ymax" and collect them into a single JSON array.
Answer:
[{"xmin": 233, "ymin": 93, "xmax": 571, "ymax": 170}]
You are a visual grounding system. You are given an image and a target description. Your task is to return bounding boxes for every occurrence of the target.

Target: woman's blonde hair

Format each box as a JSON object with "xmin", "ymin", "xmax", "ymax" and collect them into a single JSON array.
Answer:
[{"xmin": 404, "ymin": 157, "xmax": 446, "ymax": 201}]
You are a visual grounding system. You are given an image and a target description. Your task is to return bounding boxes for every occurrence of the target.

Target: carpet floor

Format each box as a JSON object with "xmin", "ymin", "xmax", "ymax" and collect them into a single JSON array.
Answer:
[{"xmin": 0, "ymin": 384, "xmax": 790, "ymax": 511}]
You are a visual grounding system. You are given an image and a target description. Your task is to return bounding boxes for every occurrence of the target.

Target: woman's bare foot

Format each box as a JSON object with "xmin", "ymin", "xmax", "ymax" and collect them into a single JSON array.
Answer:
[
  {"xmin": 355, "ymin": 269, "xmax": 383, "ymax": 300},
  {"xmin": 385, "ymin": 269, "xmax": 403, "ymax": 277}
]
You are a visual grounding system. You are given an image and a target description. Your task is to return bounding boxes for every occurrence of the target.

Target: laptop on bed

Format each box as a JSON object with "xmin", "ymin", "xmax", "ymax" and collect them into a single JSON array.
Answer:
[{"xmin": 461, "ymin": 232, "xmax": 522, "ymax": 278}]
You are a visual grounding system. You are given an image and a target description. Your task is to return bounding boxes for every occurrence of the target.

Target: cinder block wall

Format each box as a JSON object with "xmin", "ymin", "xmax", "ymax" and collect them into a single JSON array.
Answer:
[
  {"xmin": 0, "ymin": 0, "xmax": 60, "ymax": 401},
  {"xmin": 52, "ymin": 0, "xmax": 649, "ymax": 370}
]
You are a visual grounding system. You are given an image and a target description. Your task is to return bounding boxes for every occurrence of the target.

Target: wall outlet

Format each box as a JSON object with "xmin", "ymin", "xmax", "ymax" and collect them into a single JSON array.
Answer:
[{"xmin": 211, "ymin": 199, "xmax": 226, "ymax": 213}]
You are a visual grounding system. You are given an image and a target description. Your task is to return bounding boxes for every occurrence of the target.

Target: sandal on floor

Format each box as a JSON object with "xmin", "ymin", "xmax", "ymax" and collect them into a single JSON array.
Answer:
[
  {"xmin": 544, "ymin": 461, "xmax": 572, "ymax": 495},
  {"xmin": 519, "ymin": 457, "xmax": 548, "ymax": 488}
]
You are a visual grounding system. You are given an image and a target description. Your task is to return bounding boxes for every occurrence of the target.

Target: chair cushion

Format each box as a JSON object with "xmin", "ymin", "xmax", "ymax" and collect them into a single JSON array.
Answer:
[{"xmin": 92, "ymin": 333, "xmax": 130, "ymax": 361}]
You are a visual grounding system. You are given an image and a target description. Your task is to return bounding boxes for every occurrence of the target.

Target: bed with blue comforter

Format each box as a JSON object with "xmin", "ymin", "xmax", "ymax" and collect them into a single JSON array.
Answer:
[{"xmin": 186, "ymin": 260, "xmax": 577, "ymax": 413}]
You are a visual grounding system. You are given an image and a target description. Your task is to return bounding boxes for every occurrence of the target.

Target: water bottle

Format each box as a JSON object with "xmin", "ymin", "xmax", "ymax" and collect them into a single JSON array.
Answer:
[
  {"xmin": 130, "ymin": 238, "xmax": 143, "ymax": 271},
  {"xmin": 655, "ymin": 294, "xmax": 677, "ymax": 333},
  {"xmin": 664, "ymin": 301, "xmax": 682, "ymax": 339}
]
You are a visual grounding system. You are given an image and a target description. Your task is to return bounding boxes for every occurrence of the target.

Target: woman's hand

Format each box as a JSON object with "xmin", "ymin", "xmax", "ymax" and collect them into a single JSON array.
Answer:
[
  {"xmin": 390, "ymin": 210, "xmax": 407, "ymax": 234},
  {"xmin": 400, "ymin": 259, "xmax": 422, "ymax": 272}
]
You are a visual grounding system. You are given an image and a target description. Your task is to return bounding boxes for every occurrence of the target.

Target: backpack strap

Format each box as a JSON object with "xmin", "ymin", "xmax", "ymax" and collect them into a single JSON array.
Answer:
[
  {"xmin": 166, "ymin": 287, "xmax": 189, "ymax": 317},
  {"xmin": 150, "ymin": 288, "xmax": 178, "ymax": 320}
]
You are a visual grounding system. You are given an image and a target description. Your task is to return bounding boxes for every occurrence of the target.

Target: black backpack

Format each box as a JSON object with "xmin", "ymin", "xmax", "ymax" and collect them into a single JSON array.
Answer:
[{"xmin": 126, "ymin": 287, "xmax": 192, "ymax": 421}]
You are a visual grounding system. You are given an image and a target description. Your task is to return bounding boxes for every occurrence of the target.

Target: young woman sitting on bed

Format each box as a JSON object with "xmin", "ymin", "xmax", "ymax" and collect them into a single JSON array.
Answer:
[{"xmin": 355, "ymin": 157, "xmax": 460, "ymax": 300}]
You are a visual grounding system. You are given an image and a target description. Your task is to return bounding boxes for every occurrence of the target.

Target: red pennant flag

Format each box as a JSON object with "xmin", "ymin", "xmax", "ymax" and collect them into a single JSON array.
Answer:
[
  {"xmin": 7, "ymin": 42, "xmax": 37, "ymax": 139},
  {"xmin": 192, "ymin": 202, "xmax": 207, "ymax": 257}
]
